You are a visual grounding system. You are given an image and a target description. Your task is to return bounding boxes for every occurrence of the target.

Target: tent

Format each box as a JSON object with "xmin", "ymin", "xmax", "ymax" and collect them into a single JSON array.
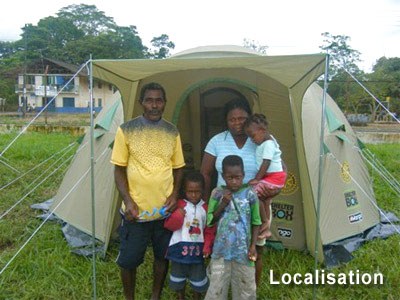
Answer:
[{"xmin": 50, "ymin": 45, "xmax": 380, "ymax": 263}]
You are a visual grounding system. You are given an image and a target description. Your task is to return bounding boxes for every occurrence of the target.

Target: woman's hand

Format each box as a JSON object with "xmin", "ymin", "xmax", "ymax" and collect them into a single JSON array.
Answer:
[
  {"xmin": 257, "ymin": 184, "xmax": 281, "ymax": 198},
  {"xmin": 248, "ymin": 179, "xmax": 259, "ymax": 186}
]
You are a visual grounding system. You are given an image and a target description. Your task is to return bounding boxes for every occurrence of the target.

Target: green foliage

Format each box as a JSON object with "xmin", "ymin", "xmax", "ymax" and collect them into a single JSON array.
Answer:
[
  {"xmin": 320, "ymin": 32, "xmax": 361, "ymax": 77},
  {"xmin": 0, "ymin": 4, "xmax": 175, "ymax": 108},
  {"xmin": 57, "ymin": 4, "xmax": 116, "ymax": 36},
  {"xmin": 243, "ymin": 38, "xmax": 268, "ymax": 54},
  {"xmin": 149, "ymin": 34, "xmax": 175, "ymax": 59}
]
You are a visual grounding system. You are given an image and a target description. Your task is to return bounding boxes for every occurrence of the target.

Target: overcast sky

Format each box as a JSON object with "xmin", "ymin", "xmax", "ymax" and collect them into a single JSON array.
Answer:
[{"xmin": 1, "ymin": 0, "xmax": 399, "ymax": 72}]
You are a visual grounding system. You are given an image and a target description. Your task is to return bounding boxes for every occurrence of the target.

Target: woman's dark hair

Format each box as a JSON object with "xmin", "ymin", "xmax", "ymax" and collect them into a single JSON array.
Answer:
[
  {"xmin": 222, "ymin": 155, "xmax": 244, "ymax": 173},
  {"xmin": 223, "ymin": 97, "xmax": 252, "ymax": 123},
  {"xmin": 244, "ymin": 113, "xmax": 269, "ymax": 129}
]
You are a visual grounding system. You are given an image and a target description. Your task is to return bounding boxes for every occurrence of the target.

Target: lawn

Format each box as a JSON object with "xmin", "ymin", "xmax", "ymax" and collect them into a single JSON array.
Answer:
[{"xmin": 0, "ymin": 132, "xmax": 399, "ymax": 299}]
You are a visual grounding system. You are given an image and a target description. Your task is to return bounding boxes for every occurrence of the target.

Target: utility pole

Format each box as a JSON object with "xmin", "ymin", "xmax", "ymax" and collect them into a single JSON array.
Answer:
[
  {"xmin": 345, "ymin": 73, "xmax": 350, "ymax": 114},
  {"xmin": 22, "ymin": 24, "xmax": 27, "ymax": 118},
  {"xmin": 44, "ymin": 65, "xmax": 49, "ymax": 125}
]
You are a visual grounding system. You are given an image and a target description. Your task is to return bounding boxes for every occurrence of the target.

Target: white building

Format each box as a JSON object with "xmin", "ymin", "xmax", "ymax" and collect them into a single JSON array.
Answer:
[{"xmin": 15, "ymin": 58, "xmax": 116, "ymax": 113}]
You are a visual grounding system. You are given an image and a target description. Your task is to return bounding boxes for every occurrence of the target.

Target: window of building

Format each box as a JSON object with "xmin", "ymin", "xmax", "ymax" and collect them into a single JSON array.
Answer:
[
  {"xmin": 63, "ymin": 97, "xmax": 75, "ymax": 107},
  {"xmin": 25, "ymin": 75, "xmax": 35, "ymax": 85},
  {"xmin": 98, "ymin": 98, "xmax": 102, "ymax": 107},
  {"xmin": 98, "ymin": 81, "xmax": 102, "ymax": 89},
  {"xmin": 109, "ymin": 84, "xmax": 112, "ymax": 91}
]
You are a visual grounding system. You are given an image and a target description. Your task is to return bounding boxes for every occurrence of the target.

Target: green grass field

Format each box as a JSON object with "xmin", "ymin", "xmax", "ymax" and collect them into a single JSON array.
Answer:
[{"xmin": 0, "ymin": 132, "xmax": 399, "ymax": 300}]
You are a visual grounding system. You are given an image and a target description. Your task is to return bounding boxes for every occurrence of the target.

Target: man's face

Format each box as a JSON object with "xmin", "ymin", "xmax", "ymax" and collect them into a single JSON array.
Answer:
[{"xmin": 141, "ymin": 89, "xmax": 166, "ymax": 121}]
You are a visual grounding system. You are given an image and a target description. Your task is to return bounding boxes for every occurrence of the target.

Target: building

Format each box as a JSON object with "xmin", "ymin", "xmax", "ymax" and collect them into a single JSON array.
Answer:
[{"xmin": 15, "ymin": 58, "xmax": 117, "ymax": 113}]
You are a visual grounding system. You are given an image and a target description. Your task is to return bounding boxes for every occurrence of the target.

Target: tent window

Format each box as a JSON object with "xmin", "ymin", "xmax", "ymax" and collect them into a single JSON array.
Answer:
[
  {"xmin": 335, "ymin": 133, "xmax": 351, "ymax": 144},
  {"xmin": 325, "ymin": 106, "xmax": 345, "ymax": 132}
]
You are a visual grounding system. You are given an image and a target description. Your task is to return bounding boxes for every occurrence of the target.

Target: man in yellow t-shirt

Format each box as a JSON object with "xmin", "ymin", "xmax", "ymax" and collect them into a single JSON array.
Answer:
[{"xmin": 111, "ymin": 82, "xmax": 185, "ymax": 300}]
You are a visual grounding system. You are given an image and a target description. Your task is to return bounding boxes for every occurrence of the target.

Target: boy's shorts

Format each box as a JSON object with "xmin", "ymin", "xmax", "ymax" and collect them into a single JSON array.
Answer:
[
  {"xmin": 205, "ymin": 258, "xmax": 256, "ymax": 300},
  {"xmin": 169, "ymin": 261, "xmax": 209, "ymax": 293},
  {"xmin": 116, "ymin": 217, "xmax": 172, "ymax": 269}
]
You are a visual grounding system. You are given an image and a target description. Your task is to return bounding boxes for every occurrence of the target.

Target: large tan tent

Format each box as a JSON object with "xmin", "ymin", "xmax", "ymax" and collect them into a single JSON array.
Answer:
[{"xmin": 51, "ymin": 46, "xmax": 380, "ymax": 263}]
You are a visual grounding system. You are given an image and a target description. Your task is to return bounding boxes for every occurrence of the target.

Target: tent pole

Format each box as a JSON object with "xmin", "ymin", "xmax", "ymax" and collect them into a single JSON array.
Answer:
[
  {"xmin": 89, "ymin": 55, "xmax": 97, "ymax": 300},
  {"xmin": 313, "ymin": 54, "xmax": 329, "ymax": 300}
]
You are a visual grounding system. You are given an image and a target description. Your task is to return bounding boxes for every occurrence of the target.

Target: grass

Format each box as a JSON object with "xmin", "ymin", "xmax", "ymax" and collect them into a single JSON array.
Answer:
[
  {"xmin": 0, "ymin": 113, "xmax": 90, "ymax": 126},
  {"xmin": 0, "ymin": 133, "xmax": 399, "ymax": 299}
]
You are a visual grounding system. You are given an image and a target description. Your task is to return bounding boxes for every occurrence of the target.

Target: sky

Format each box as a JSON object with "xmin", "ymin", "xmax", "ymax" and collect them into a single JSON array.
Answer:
[{"xmin": 1, "ymin": 0, "xmax": 399, "ymax": 72}]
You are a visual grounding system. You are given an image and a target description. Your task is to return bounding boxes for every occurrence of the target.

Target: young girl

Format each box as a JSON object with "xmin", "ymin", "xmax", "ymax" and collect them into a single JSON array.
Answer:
[
  {"xmin": 244, "ymin": 114, "xmax": 287, "ymax": 239},
  {"xmin": 164, "ymin": 171, "xmax": 215, "ymax": 300}
]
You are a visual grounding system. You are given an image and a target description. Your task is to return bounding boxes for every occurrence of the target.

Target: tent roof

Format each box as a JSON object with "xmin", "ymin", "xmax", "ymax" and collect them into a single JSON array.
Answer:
[
  {"xmin": 171, "ymin": 45, "xmax": 262, "ymax": 58},
  {"xmin": 92, "ymin": 53, "xmax": 326, "ymax": 89}
]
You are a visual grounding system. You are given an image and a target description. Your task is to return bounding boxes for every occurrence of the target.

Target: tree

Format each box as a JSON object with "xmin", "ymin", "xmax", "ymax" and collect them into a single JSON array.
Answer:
[
  {"xmin": 320, "ymin": 32, "xmax": 361, "ymax": 77},
  {"xmin": 243, "ymin": 38, "xmax": 268, "ymax": 54},
  {"xmin": 149, "ymin": 34, "xmax": 175, "ymax": 59},
  {"xmin": 320, "ymin": 32, "xmax": 364, "ymax": 114},
  {"xmin": 57, "ymin": 4, "xmax": 116, "ymax": 36},
  {"xmin": 0, "ymin": 4, "xmax": 175, "ymax": 111},
  {"xmin": 368, "ymin": 57, "xmax": 400, "ymax": 118}
]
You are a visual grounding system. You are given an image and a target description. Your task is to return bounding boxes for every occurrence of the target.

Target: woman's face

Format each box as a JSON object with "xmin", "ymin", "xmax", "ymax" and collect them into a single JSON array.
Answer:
[{"xmin": 226, "ymin": 108, "xmax": 249, "ymax": 136}]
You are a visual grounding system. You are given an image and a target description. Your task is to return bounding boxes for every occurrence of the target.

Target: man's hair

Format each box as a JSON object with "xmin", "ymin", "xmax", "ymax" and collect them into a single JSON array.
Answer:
[
  {"xmin": 139, "ymin": 82, "xmax": 166, "ymax": 103},
  {"xmin": 183, "ymin": 170, "xmax": 205, "ymax": 189},
  {"xmin": 222, "ymin": 155, "xmax": 244, "ymax": 173}
]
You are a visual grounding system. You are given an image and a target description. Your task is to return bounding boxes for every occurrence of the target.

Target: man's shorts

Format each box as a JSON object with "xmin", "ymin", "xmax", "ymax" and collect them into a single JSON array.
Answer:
[
  {"xmin": 116, "ymin": 217, "xmax": 172, "ymax": 269},
  {"xmin": 169, "ymin": 261, "xmax": 209, "ymax": 293}
]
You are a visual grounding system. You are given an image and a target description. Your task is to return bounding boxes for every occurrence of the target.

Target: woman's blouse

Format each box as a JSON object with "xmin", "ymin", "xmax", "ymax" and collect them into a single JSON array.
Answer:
[{"xmin": 204, "ymin": 130, "xmax": 257, "ymax": 186}]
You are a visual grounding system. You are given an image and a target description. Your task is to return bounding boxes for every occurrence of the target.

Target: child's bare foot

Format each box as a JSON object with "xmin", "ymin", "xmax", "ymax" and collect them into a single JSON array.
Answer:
[{"xmin": 258, "ymin": 220, "xmax": 271, "ymax": 239}]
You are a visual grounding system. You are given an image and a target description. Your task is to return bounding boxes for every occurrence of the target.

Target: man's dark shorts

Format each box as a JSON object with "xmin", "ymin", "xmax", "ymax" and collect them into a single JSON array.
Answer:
[{"xmin": 116, "ymin": 217, "xmax": 172, "ymax": 269}]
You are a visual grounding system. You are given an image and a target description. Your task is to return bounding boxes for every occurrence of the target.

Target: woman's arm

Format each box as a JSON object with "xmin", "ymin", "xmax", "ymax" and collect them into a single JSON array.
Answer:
[{"xmin": 201, "ymin": 152, "xmax": 216, "ymax": 203}]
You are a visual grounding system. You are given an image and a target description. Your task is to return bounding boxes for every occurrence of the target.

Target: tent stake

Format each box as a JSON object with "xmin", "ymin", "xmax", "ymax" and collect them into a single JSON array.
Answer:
[
  {"xmin": 313, "ymin": 54, "xmax": 329, "ymax": 300},
  {"xmin": 89, "ymin": 55, "xmax": 97, "ymax": 300}
]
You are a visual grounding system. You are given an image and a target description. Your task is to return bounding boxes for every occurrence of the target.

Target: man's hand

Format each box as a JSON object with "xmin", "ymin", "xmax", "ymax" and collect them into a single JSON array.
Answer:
[
  {"xmin": 124, "ymin": 200, "xmax": 139, "ymax": 222},
  {"xmin": 203, "ymin": 252, "xmax": 210, "ymax": 259},
  {"xmin": 248, "ymin": 245, "xmax": 257, "ymax": 262},
  {"xmin": 165, "ymin": 192, "xmax": 178, "ymax": 213}
]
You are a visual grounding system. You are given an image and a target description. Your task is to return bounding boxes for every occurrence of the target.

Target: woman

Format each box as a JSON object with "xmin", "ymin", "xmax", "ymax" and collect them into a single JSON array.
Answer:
[{"xmin": 201, "ymin": 97, "xmax": 285, "ymax": 287}]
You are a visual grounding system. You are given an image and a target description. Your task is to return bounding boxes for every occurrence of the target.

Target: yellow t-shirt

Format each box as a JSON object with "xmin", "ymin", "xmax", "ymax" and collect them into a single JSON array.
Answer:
[{"xmin": 110, "ymin": 116, "xmax": 185, "ymax": 221}]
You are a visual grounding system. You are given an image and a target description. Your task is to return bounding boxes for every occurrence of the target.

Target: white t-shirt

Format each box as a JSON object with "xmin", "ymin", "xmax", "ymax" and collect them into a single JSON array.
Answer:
[{"xmin": 255, "ymin": 135, "xmax": 283, "ymax": 173}]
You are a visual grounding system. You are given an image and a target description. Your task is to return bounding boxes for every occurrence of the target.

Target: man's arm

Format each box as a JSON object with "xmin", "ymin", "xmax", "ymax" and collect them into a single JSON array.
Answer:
[
  {"xmin": 114, "ymin": 165, "xmax": 139, "ymax": 222},
  {"xmin": 165, "ymin": 167, "xmax": 183, "ymax": 213}
]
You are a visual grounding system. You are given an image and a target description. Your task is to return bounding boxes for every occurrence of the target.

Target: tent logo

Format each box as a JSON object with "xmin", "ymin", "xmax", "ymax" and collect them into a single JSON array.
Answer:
[
  {"xmin": 281, "ymin": 172, "xmax": 298, "ymax": 195},
  {"xmin": 348, "ymin": 212, "xmax": 363, "ymax": 224},
  {"xmin": 344, "ymin": 190, "xmax": 359, "ymax": 209},
  {"xmin": 272, "ymin": 203, "xmax": 294, "ymax": 222},
  {"xmin": 278, "ymin": 227, "xmax": 292, "ymax": 238},
  {"xmin": 341, "ymin": 162, "xmax": 351, "ymax": 184}
]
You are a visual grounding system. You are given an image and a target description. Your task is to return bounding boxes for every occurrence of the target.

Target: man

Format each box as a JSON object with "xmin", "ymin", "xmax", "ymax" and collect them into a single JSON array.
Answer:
[{"xmin": 111, "ymin": 82, "xmax": 185, "ymax": 300}]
